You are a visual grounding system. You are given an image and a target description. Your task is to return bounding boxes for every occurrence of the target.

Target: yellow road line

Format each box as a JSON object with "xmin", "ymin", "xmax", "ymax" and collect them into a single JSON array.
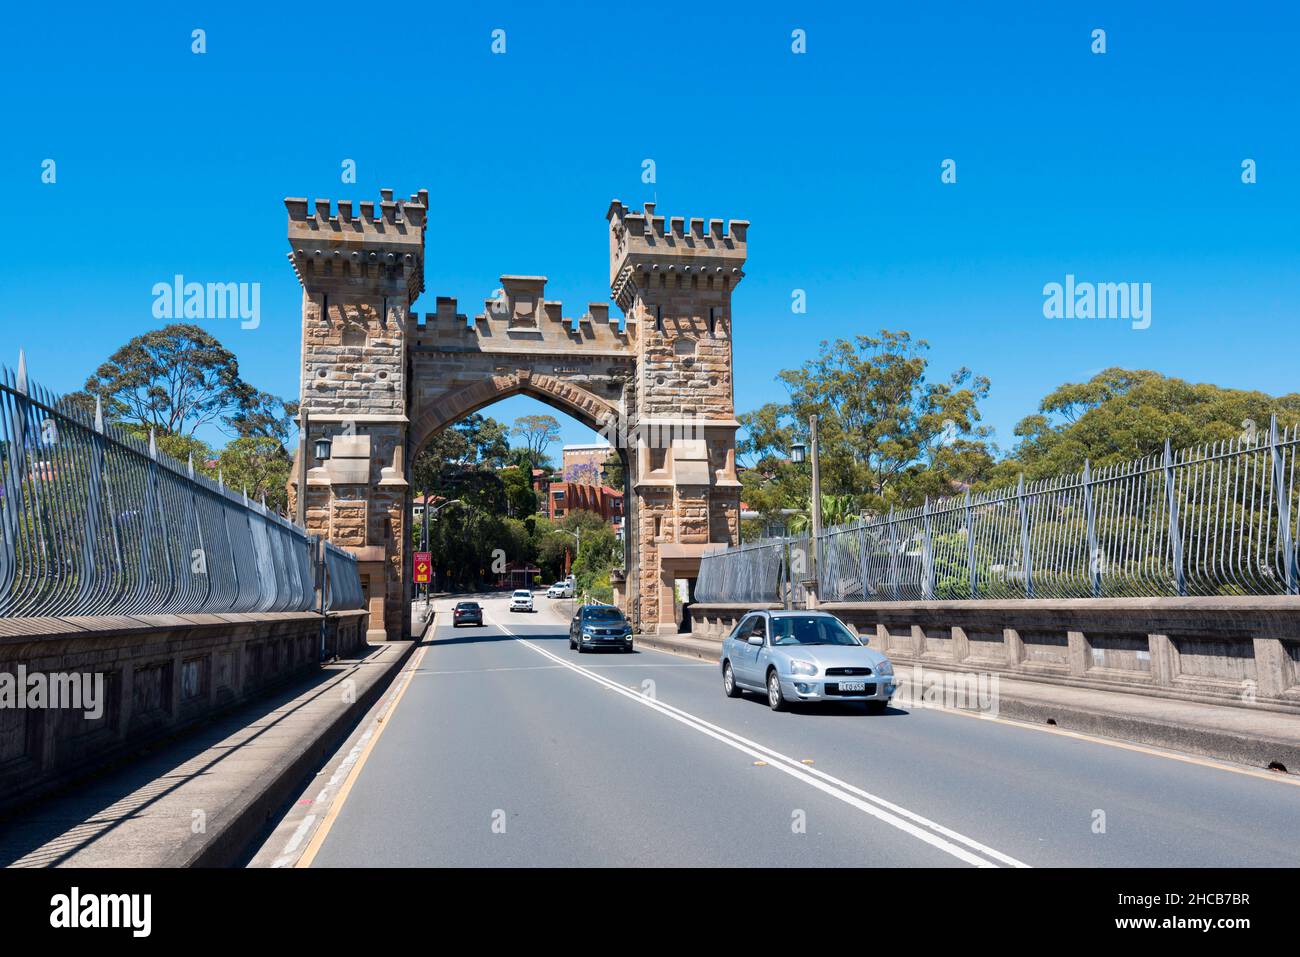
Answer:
[{"xmin": 296, "ymin": 641, "xmax": 429, "ymax": 867}]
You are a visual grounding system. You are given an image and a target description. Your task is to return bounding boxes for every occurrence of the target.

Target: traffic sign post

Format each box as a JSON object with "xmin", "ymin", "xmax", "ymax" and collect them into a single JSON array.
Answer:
[{"xmin": 413, "ymin": 552, "xmax": 432, "ymax": 585}]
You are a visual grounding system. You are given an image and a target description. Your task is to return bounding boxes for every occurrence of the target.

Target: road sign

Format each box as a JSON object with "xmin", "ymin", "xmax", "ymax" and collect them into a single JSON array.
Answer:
[{"xmin": 413, "ymin": 552, "xmax": 432, "ymax": 584}]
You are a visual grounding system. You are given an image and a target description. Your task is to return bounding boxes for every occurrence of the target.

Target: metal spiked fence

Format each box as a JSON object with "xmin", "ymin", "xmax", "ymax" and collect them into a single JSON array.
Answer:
[
  {"xmin": 698, "ymin": 417, "xmax": 1300, "ymax": 604},
  {"xmin": 323, "ymin": 540, "xmax": 365, "ymax": 612},
  {"xmin": 0, "ymin": 355, "xmax": 363, "ymax": 617},
  {"xmin": 695, "ymin": 533, "xmax": 810, "ymax": 607}
]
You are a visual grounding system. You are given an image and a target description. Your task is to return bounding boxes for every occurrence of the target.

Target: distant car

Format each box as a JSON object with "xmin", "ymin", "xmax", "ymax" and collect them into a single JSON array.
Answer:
[
  {"xmin": 509, "ymin": 589, "xmax": 535, "ymax": 613},
  {"xmin": 569, "ymin": 604, "xmax": 633, "ymax": 653},
  {"xmin": 451, "ymin": 601, "xmax": 483, "ymax": 628},
  {"xmin": 546, "ymin": 581, "xmax": 574, "ymax": 598},
  {"xmin": 720, "ymin": 610, "xmax": 896, "ymax": 713}
]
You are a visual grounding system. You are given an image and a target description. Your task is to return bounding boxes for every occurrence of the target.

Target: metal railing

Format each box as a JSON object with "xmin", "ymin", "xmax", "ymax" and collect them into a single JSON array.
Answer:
[
  {"xmin": 323, "ymin": 540, "xmax": 365, "ymax": 612},
  {"xmin": 0, "ymin": 357, "xmax": 363, "ymax": 617},
  {"xmin": 695, "ymin": 534, "xmax": 810, "ymax": 607},
  {"xmin": 698, "ymin": 417, "xmax": 1300, "ymax": 604}
]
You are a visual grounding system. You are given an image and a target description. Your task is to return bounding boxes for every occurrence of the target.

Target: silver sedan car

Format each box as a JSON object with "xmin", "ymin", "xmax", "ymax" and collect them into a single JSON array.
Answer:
[{"xmin": 720, "ymin": 610, "xmax": 896, "ymax": 712}]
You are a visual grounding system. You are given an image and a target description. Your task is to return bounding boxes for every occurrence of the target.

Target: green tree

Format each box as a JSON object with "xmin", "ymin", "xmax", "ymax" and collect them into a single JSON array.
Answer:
[
  {"xmin": 217, "ymin": 436, "xmax": 294, "ymax": 511},
  {"xmin": 227, "ymin": 389, "xmax": 299, "ymax": 444},
  {"xmin": 510, "ymin": 414, "xmax": 561, "ymax": 471},
  {"xmin": 738, "ymin": 331, "xmax": 994, "ymax": 527},
  {"xmin": 71, "ymin": 324, "xmax": 254, "ymax": 437},
  {"xmin": 501, "ymin": 465, "xmax": 539, "ymax": 517},
  {"xmin": 988, "ymin": 368, "xmax": 1300, "ymax": 484},
  {"xmin": 413, "ymin": 413, "xmax": 511, "ymax": 498},
  {"xmin": 602, "ymin": 450, "xmax": 625, "ymax": 489},
  {"xmin": 787, "ymin": 493, "xmax": 862, "ymax": 534}
]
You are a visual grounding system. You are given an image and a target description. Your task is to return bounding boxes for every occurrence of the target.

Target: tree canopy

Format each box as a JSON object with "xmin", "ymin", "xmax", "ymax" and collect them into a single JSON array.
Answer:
[
  {"xmin": 63, "ymin": 324, "xmax": 297, "ymax": 511},
  {"xmin": 986, "ymin": 368, "xmax": 1300, "ymax": 484},
  {"xmin": 739, "ymin": 331, "xmax": 996, "ymax": 528}
]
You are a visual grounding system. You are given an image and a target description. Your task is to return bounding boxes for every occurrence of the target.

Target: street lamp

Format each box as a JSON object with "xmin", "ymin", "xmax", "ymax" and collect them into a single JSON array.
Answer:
[
  {"xmin": 419, "ymin": 498, "xmax": 463, "ymax": 609},
  {"xmin": 788, "ymin": 417, "xmax": 821, "ymax": 606},
  {"xmin": 314, "ymin": 436, "xmax": 333, "ymax": 461},
  {"xmin": 806, "ymin": 413, "xmax": 816, "ymax": 600}
]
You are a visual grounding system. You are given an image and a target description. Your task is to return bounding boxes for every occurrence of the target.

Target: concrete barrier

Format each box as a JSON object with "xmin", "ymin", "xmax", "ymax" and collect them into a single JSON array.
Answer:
[
  {"xmin": 0, "ymin": 609, "xmax": 368, "ymax": 813},
  {"xmin": 688, "ymin": 596, "xmax": 1300, "ymax": 715}
]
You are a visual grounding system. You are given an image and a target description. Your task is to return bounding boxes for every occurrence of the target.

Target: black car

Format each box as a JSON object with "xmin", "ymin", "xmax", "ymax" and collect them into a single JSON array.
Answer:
[
  {"xmin": 569, "ymin": 604, "xmax": 633, "ymax": 653},
  {"xmin": 452, "ymin": 601, "xmax": 483, "ymax": 627}
]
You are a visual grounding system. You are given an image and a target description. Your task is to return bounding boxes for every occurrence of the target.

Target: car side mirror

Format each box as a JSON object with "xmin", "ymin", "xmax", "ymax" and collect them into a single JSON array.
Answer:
[{"xmin": 747, "ymin": 634, "xmax": 764, "ymax": 646}]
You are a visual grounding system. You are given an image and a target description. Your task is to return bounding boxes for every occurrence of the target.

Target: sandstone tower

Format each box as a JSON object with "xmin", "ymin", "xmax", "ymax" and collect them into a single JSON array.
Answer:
[
  {"xmin": 607, "ymin": 202, "xmax": 746, "ymax": 632},
  {"xmin": 287, "ymin": 191, "xmax": 745, "ymax": 639},
  {"xmin": 286, "ymin": 190, "xmax": 426, "ymax": 641}
]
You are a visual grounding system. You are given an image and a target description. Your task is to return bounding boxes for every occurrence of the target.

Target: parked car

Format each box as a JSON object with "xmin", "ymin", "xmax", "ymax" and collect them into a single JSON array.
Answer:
[
  {"xmin": 509, "ymin": 589, "xmax": 535, "ymax": 612},
  {"xmin": 569, "ymin": 604, "xmax": 633, "ymax": 653},
  {"xmin": 720, "ymin": 610, "xmax": 895, "ymax": 712},
  {"xmin": 546, "ymin": 580, "xmax": 574, "ymax": 598},
  {"xmin": 451, "ymin": 601, "xmax": 483, "ymax": 628}
]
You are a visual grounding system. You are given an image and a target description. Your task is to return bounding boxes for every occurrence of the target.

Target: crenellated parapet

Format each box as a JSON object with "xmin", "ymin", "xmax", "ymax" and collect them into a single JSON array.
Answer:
[
  {"xmin": 408, "ymin": 276, "xmax": 634, "ymax": 354},
  {"xmin": 286, "ymin": 188, "xmax": 428, "ymax": 301},
  {"xmin": 607, "ymin": 200, "xmax": 748, "ymax": 311}
]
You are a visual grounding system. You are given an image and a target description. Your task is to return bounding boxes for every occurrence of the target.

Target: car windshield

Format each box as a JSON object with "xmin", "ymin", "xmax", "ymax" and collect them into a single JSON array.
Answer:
[
  {"xmin": 584, "ymin": 607, "xmax": 624, "ymax": 622},
  {"xmin": 513, "ymin": 591, "xmax": 530, "ymax": 598},
  {"xmin": 456, "ymin": 603, "xmax": 478, "ymax": 609},
  {"xmin": 770, "ymin": 616, "xmax": 861, "ymax": 647}
]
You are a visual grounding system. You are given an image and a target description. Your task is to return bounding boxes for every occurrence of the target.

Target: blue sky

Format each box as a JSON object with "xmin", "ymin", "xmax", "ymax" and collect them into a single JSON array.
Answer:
[{"xmin": 2, "ymin": 1, "xmax": 1296, "ymax": 460}]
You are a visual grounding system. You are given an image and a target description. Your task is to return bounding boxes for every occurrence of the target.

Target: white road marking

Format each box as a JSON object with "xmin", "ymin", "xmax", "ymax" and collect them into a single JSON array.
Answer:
[
  {"xmin": 493, "ymin": 617, "xmax": 1029, "ymax": 868},
  {"xmin": 414, "ymin": 665, "xmax": 566, "ymax": 676}
]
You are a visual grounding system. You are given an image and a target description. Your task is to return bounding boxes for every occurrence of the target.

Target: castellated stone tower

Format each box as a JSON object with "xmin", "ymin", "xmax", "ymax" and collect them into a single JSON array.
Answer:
[
  {"xmin": 286, "ymin": 189, "xmax": 428, "ymax": 641},
  {"xmin": 286, "ymin": 190, "xmax": 746, "ymax": 640},
  {"xmin": 607, "ymin": 201, "xmax": 746, "ymax": 633}
]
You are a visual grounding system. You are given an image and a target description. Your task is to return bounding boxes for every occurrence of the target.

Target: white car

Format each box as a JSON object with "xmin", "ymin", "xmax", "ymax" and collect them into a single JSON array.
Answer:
[
  {"xmin": 509, "ymin": 589, "xmax": 535, "ymax": 612},
  {"xmin": 546, "ymin": 581, "xmax": 573, "ymax": 598}
]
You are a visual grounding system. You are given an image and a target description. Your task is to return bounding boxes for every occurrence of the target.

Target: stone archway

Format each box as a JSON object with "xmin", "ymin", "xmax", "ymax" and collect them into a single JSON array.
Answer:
[
  {"xmin": 409, "ymin": 370, "xmax": 619, "ymax": 451},
  {"xmin": 286, "ymin": 190, "xmax": 747, "ymax": 639}
]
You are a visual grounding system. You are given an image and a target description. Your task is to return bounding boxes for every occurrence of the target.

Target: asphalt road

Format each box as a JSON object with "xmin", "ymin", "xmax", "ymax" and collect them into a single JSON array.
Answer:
[{"xmin": 297, "ymin": 593, "xmax": 1300, "ymax": 868}]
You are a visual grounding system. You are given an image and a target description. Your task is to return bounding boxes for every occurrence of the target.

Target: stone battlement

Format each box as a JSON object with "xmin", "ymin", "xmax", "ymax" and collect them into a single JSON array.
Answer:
[
  {"xmin": 409, "ymin": 276, "xmax": 634, "ymax": 354},
  {"xmin": 286, "ymin": 189, "xmax": 428, "ymax": 300},
  {"xmin": 606, "ymin": 200, "xmax": 748, "ymax": 306}
]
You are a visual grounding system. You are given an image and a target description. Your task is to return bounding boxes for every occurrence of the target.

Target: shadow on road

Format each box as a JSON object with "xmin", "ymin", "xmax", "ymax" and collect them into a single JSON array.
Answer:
[{"xmin": 731, "ymin": 692, "xmax": 909, "ymax": 718}]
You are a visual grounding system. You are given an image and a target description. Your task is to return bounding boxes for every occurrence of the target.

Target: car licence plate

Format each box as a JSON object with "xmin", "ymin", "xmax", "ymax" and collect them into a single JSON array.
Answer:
[{"xmin": 838, "ymin": 681, "xmax": 867, "ymax": 692}]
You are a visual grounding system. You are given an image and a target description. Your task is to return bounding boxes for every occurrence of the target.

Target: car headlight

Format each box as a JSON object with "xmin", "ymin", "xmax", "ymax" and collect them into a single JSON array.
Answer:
[
  {"xmin": 789, "ymin": 660, "xmax": 817, "ymax": 676},
  {"xmin": 875, "ymin": 658, "xmax": 894, "ymax": 676}
]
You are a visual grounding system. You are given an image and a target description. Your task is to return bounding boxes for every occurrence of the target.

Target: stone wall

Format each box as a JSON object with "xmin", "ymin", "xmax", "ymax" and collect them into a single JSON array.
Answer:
[
  {"xmin": 688, "ymin": 596, "xmax": 1300, "ymax": 714},
  {"xmin": 0, "ymin": 610, "xmax": 368, "ymax": 813}
]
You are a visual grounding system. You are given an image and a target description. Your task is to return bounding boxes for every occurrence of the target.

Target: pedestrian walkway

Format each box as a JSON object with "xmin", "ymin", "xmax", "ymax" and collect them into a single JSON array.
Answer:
[{"xmin": 0, "ymin": 618, "xmax": 426, "ymax": 867}]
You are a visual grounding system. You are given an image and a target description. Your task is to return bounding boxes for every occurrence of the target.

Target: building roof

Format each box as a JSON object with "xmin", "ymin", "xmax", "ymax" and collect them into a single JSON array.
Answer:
[{"xmin": 562, "ymin": 443, "xmax": 613, "ymax": 452}]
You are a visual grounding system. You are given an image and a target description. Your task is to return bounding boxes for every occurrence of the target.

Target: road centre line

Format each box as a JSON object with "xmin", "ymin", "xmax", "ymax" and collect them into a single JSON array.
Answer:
[{"xmin": 493, "ymin": 618, "xmax": 1029, "ymax": 868}]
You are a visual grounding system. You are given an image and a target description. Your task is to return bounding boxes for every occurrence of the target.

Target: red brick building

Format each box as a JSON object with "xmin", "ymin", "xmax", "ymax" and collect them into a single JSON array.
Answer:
[{"xmin": 547, "ymin": 481, "xmax": 624, "ymax": 536}]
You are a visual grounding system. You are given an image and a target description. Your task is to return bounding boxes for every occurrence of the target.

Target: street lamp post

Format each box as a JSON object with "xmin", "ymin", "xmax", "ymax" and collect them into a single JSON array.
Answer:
[
  {"xmin": 419, "ymin": 498, "xmax": 463, "ymax": 610},
  {"xmin": 788, "ymin": 415, "xmax": 821, "ymax": 607},
  {"xmin": 809, "ymin": 413, "xmax": 822, "ymax": 580}
]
